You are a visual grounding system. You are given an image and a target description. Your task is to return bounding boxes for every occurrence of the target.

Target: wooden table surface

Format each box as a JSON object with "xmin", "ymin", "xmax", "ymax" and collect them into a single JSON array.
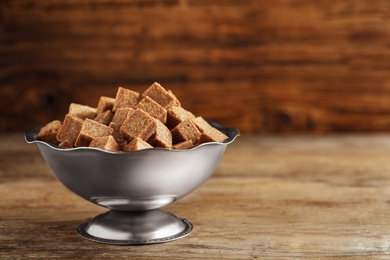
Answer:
[{"xmin": 2, "ymin": 133, "xmax": 390, "ymax": 259}]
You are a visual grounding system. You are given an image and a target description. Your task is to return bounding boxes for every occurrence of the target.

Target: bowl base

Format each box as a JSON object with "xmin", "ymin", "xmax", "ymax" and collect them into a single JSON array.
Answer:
[{"xmin": 77, "ymin": 209, "xmax": 192, "ymax": 245}]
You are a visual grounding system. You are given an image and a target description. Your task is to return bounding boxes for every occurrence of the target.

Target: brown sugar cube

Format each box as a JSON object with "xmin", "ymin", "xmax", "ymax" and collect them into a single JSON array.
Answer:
[
  {"xmin": 197, "ymin": 128, "xmax": 228, "ymax": 144},
  {"xmin": 97, "ymin": 96, "xmax": 115, "ymax": 115},
  {"xmin": 172, "ymin": 140, "xmax": 193, "ymax": 150},
  {"xmin": 89, "ymin": 135, "xmax": 120, "ymax": 152},
  {"xmin": 109, "ymin": 122, "xmax": 127, "ymax": 148},
  {"xmin": 171, "ymin": 119, "xmax": 202, "ymax": 145},
  {"xmin": 166, "ymin": 106, "xmax": 195, "ymax": 130},
  {"xmin": 37, "ymin": 120, "xmax": 62, "ymax": 145},
  {"xmin": 167, "ymin": 90, "xmax": 181, "ymax": 107},
  {"xmin": 147, "ymin": 120, "xmax": 172, "ymax": 148},
  {"xmin": 123, "ymin": 138, "xmax": 153, "ymax": 152},
  {"xmin": 192, "ymin": 117, "xmax": 228, "ymax": 143},
  {"xmin": 136, "ymin": 96, "xmax": 167, "ymax": 124},
  {"xmin": 120, "ymin": 108, "xmax": 157, "ymax": 142},
  {"xmin": 94, "ymin": 110, "xmax": 114, "ymax": 125},
  {"xmin": 111, "ymin": 107, "xmax": 135, "ymax": 125},
  {"xmin": 68, "ymin": 103, "xmax": 97, "ymax": 120},
  {"xmin": 191, "ymin": 117, "xmax": 214, "ymax": 132},
  {"xmin": 57, "ymin": 114, "xmax": 84, "ymax": 146},
  {"xmin": 112, "ymin": 87, "xmax": 140, "ymax": 112},
  {"xmin": 141, "ymin": 82, "xmax": 180, "ymax": 109},
  {"xmin": 74, "ymin": 118, "xmax": 114, "ymax": 147},
  {"xmin": 58, "ymin": 140, "xmax": 73, "ymax": 149}
]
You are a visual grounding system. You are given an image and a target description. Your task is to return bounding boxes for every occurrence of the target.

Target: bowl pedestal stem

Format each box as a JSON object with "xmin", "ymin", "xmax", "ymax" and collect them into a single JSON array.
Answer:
[{"xmin": 77, "ymin": 209, "xmax": 193, "ymax": 245}]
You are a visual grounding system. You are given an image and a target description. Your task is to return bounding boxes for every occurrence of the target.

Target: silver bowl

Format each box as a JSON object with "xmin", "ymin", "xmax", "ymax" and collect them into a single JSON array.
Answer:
[{"xmin": 25, "ymin": 121, "xmax": 239, "ymax": 245}]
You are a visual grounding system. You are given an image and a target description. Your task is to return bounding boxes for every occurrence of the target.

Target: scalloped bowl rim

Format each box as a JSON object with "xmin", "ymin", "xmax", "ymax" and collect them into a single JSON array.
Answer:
[{"xmin": 25, "ymin": 121, "xmax": 240, "ymax": 155}]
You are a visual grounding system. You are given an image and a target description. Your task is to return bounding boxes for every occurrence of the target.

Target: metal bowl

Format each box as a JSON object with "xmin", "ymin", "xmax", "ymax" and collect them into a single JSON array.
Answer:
[{"xmin": 25, "ymin": 121, "xmax": 239, "ymax": 245}]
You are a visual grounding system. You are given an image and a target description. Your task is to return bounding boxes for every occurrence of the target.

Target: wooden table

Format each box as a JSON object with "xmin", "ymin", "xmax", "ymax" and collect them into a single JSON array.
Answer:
[{"xmin": 2, "ymin": 133, "xmax": 390, "ymax": 259}]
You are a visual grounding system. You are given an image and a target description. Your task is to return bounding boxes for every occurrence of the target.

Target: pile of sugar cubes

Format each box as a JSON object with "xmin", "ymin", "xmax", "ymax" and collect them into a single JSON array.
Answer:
[{"xmin": 37, "ymin": 82, "xmax": 228, "ymax": 151}]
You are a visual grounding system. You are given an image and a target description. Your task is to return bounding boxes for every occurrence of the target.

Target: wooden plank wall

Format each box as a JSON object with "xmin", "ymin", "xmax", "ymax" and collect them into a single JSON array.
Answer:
[{"xmin": 1, "ymin": 0, "xmax": 390, "ymax": 133}]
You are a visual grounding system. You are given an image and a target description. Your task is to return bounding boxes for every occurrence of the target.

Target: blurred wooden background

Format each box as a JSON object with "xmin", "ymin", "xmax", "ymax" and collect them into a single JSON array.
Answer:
[{"xmin": 1, "ymin": 0, "xmax": 390, "ymax": 133}]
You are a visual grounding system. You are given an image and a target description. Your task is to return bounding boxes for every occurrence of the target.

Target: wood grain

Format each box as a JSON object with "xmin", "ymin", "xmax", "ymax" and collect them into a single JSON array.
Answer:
[
  {"xmin": 2, "ymin": 0, "xmax": 390, "ymax": 133},
  {"xmin": 2, "ymin": 133, "xmax": 390, "ymax": 258}
]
